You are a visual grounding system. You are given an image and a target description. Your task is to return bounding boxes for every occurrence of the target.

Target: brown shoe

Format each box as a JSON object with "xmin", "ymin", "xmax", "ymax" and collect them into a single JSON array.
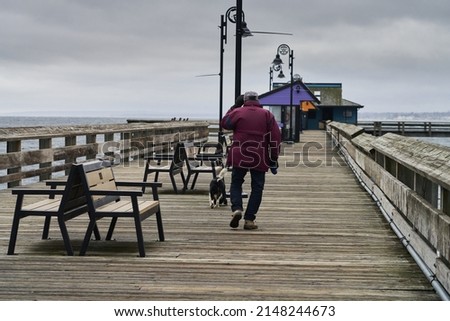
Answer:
[{"xmin": 244, "ymin": 220, "xmax": 258, "ymax": 230}]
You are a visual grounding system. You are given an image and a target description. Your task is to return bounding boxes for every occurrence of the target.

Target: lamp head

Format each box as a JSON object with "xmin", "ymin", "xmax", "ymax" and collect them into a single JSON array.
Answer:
[
  {"xmin": 272, "ymin": 54, "xmax": 283, "ymax": 66},
  {"xmin": 241, "ymin": 21, "xmax": 253, "ymax": 37}
]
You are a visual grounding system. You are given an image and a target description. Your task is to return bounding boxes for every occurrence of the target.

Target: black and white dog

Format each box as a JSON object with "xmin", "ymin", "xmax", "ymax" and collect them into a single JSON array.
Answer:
[{"xmin": 209, "ymin": 168, "xmax": 228, "ymax": 208}]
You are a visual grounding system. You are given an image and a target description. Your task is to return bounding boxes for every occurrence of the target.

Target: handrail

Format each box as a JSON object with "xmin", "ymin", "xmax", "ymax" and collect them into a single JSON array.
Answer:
[
  {"xmin": 0, "ymin": 121, "xmax": 209, "ymax": 188},
  {"xmin": 358, "ymin": 120, "xmax": 450, "ymax": 137},
  {"xmin": 328, "ymin": 121, "xmax": 450, "ymax": 297}
]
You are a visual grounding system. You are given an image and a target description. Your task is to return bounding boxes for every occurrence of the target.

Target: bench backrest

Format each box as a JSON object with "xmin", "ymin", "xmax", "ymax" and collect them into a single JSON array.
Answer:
[
  {"xmin": 170, "ymin": 142, "xmax": 187, "ymax": 172},
  {"xmin": 181, "ymin": 142, "xmax": 199, "ymax": 169},
  {"xmin": 59, "ymin": 164, "xmax": 89, "ymax": 217},
  {"xmin": 78, "ymin": 160, "xmax": 120, "ymax": 209}
]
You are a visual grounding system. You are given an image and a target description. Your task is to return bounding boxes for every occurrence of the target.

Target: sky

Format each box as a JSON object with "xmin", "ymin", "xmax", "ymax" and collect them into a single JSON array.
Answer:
[{"xmin": 1, "ymin": 0, "xmax": 450, "ymax": 120}]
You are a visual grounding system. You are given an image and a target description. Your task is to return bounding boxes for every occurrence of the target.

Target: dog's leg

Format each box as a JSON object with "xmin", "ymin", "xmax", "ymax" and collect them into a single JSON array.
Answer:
[{"xmin": 209, "ymin": 193, "xmax": 215, "ymax": 209}]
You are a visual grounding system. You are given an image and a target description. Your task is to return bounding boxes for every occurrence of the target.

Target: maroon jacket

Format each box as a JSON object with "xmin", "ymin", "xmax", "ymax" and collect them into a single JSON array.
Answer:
[{"xmin": 221, "ymin": 100, "xmax": 281, "ymax": 172}]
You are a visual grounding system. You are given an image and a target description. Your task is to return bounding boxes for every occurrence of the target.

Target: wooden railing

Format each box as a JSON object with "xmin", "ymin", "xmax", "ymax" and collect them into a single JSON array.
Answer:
[
  {"xmin": 358, "ymin": 121, "xmax": 450, "ymax": 137},
  {"xmin": 0, "ymin": 121, "xmax": 209, "ymax": 189},
  {"xmin": 328, "ymin": 121, "xmax": 450, "ymax": 296}
]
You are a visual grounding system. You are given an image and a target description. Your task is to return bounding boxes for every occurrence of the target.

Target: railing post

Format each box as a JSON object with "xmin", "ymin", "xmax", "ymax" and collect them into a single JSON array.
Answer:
[
  {"xmin": 86, "ymin": 134, "xmax": 97, "ymax": 160},
  {"xmin": 103, "ymin": 133, "xmax": 116, "ymax": 162},
  {"xmin": 65, "ymin": 136, "xmax": 76, "ymax": 175},
  {"xmin": 121, "ymin": 132, "xmax": 131, "ymax": 163},
  {"xmin": 7, "ymin": 140, "xmax": 21, "ymax": 188},
  {"xmin": 374, "ymin": 121, "xmax": 382, "ymax": 136},
  {"xmin": 443, "ymin": 188, "xmax": 449, "ymax": 216},
  {"xmin": 39, "ymin": 138, "xmax": 52, "ymax": 181}
]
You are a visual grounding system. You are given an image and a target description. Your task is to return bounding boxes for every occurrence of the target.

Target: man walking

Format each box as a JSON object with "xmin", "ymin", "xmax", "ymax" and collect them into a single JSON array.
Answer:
[{"xmin": 221, "ymin": 91, "xmax": 281, "ymax": 230}]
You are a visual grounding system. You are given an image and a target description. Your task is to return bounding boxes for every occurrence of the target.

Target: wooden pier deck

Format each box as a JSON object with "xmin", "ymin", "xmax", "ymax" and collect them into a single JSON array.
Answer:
[{"xmin": 0, "ymin": 130, "xmax": 439, "ymax": 300}]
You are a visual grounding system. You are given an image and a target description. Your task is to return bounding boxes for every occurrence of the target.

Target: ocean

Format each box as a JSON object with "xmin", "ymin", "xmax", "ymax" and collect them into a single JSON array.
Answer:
[{"xmin": 0, "ymin": 116, "xmax": 128, "ymax": 128}]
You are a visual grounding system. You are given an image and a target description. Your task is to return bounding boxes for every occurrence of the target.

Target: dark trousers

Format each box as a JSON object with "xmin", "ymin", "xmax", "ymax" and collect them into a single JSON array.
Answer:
[{"xmin": 230, "ymin": 167, "xmax": 265, "ymax": 221}]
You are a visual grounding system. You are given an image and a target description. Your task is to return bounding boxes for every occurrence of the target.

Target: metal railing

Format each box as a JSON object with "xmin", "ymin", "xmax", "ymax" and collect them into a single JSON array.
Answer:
[{"xmin": 358, "ymin": 121, "xmax": 450, "ymax": 137}]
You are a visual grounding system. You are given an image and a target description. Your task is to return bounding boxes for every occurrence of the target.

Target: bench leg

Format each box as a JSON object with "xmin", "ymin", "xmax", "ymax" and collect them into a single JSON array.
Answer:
[
  {"xmin": 57, "ymin": 216, "xmax": 74, "ymax": 256},
  {"xmin": 156, "ymin": 210, "xmax": 165, "ymax": 242},
  {"xmin": 180, "ymin": 171, "xmax": 187, "ymax": 193},
  {"xmin": 184, "ymin": 173, "xmax": 192, "ymax": 191},
  {"xmin": 7, "ymin": 214, "xmax": 21, "ymax": 255},
  {"xmin": 93, "ymin": 223, "xmax": 101, "ymax": 240},
  {"xmin": 106, "ymin": 217, "xmax": 118, "ymax": 240},
  {"xmin": 80, "ymin": 219, "xmax": 97, "ymax": 256},
  {"xmin": 169, "ymin": 173, "xmax": 179, "ymax": 194},
  {"xmin": 134, "ymin": 217, "xmax": 146, "ymax": 257},
  {"xmin": 142, "ymin": 161, "xmax": 154, "ymax": 194},
  {"xmin": 190, "ymin": 173, "xmax": 199, "ymax": 190},
  {"xmin": 42, "ymin": 216, "xmax": 51, "ymax": 239}
]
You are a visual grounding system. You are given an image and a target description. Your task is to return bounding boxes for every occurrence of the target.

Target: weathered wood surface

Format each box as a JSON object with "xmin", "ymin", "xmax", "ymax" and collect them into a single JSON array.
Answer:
[
  {"xmin": 0, "ymin": 121, "xmax": 209, "ymax": 141},
  {"xmin": 0, "ymin": 131, "xmax": 439, "ymax": 300}
]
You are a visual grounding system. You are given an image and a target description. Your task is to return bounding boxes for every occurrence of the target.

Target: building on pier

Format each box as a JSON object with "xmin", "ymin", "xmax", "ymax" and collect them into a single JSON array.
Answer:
[{"xmin": 259, "ymin": 80, "xmax": 364, "ymax": 140}]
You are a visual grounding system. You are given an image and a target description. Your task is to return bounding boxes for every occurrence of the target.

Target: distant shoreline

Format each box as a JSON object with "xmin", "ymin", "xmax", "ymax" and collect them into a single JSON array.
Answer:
[{"xmin": 359, "ymin": 111, "xmax": 450, "ymax": 121}]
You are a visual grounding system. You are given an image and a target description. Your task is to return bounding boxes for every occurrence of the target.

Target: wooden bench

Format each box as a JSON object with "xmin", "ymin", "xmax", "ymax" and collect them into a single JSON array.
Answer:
[
  {"xmin": 182, "ymin": 142, "xmax": 224, "ymax": 190},
  {"xmin": 7, "ymin": 163, "xmax": 96, "ymax": 256},
  {"xmin": 143, "ymin": 142, "xmax": 186, "ymax": 194},
  {"xmin": 78, "ymin": 160, "xmax": 164, "ymax": 257}
]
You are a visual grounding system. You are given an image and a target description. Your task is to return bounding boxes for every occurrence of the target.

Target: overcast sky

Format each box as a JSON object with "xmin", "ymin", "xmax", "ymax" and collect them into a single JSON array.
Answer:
[{"xmin": 1, "ymin": 0, "xmax": 449, "ymax": 119}]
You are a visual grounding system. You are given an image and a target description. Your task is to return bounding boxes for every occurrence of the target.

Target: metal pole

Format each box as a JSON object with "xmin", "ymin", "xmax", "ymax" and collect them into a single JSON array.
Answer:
[
  {"xmin": 289, "ymin": 50, "xmax": 294, "ymax": 142},
  {"xmin": 219, "ymin": 15, "xmax": 226, "ymax": 140},
  {"xmin": 235, "ymin": 0, "xmax": 243, "ymax": 99},
  {"xmin": 269, "ymin": 67, "xmax": 273, "ymax": 91}
]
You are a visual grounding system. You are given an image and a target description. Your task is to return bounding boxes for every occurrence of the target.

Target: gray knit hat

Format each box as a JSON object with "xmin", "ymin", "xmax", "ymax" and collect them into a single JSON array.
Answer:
[{"xmin": 244, "ymin": 91, "xmax": 258, "ymax": 101}]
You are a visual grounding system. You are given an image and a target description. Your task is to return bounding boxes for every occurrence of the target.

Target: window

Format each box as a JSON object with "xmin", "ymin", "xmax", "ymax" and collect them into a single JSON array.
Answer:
[{"xmin": 343, "ymin": 110, "xmax": 353, "ymax": 118}]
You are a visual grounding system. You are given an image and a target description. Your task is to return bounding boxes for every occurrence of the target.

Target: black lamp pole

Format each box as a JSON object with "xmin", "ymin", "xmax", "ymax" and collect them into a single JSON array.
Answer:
[
  {"xmin": 219, "ymin": 4, "xmax": 252, "ymax": 141},
  {"xmin": 289, "ymin": 49, "xmax": 294, "ymax": 143},
  {"xmin": 235, "ymin": 0, "xmax": 243, "ymax": 100},
  {"xmin": 269, "ymin": 67, "xmax": 273, "ymax": 90},
  {"xmin": 218, "ymin": 14, "xmax": 226, "ymax": 141}
]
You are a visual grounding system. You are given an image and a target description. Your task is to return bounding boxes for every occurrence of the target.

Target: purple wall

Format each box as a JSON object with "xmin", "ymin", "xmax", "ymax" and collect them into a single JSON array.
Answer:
[{"xmin": 259, "ymin": 82, "xmax": 318, "ymax": 106}]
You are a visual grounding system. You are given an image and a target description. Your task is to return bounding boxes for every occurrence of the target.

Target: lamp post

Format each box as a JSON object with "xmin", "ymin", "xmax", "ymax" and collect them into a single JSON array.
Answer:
[
  {"xmin": 235, "ymin": 0, "xmax": 243, "ymax": 100},
  {"xmin": 218, "ymin": 14, "xmax": 226, "ymax": 142},
  {"xmin": 217, "ymin": 6, "xmax": 252, "ymax": 141},
  {"xmin": 269, "ymin": 67, "xmax": 273, "ymax": 90},
  {"xmin": 272, "ymin": 44, "xmax": 294, "ymax": 143},
  {"xmin": 225, "ymin": 3, "xmax": 252, "ymax": 100}
]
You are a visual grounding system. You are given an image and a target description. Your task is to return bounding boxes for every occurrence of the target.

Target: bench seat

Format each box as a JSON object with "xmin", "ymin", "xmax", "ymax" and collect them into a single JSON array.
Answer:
[
  {"xmin": 95, "ymin": 199, "xmax": 159, "ymax": 216},
  {"xmin": 21, "ymin": 198, "xmax": 62, "ymax": 212}
]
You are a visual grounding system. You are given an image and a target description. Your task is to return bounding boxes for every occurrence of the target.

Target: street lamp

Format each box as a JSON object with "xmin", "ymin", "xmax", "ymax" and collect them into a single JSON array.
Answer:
[
  {"xmin": 235, "ymin": 0, "xmax": 243, "ymax": 100},
  {"xmin": 269, "ymin": 65, "xmax": 286, "ymax": 90},
  {"xmin": 272, "ymin": 44, "xmax": 294, "ymax": 143},
  {"xmin": 217, "ymin": 6, "xmax": 252, "ymax": 142},
  {"xmin": 227, "ymin": 2, "xmax": 253, "ymax": 100}
]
